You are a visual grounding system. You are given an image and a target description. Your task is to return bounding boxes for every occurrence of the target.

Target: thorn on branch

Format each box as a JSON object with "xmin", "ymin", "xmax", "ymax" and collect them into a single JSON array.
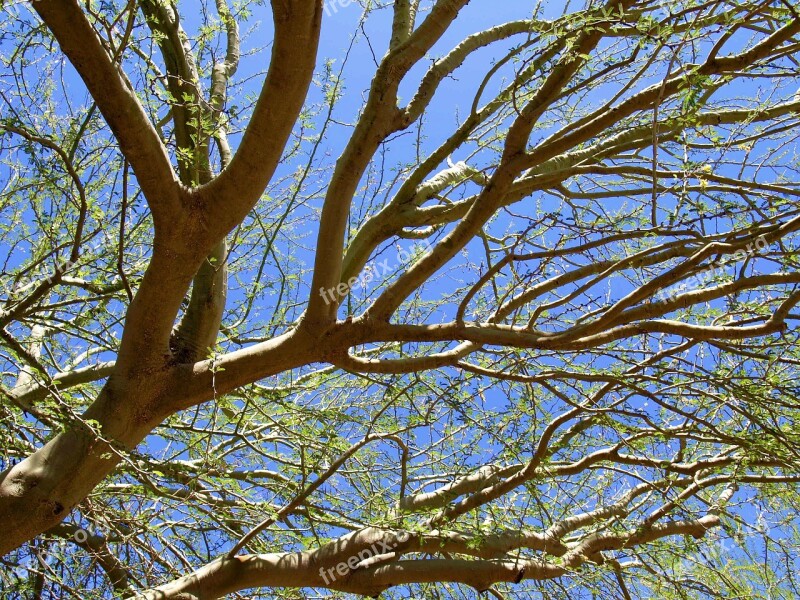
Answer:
[{"xmin": 514, "ymin": 566, "xmax": 526, "ymax": 583}]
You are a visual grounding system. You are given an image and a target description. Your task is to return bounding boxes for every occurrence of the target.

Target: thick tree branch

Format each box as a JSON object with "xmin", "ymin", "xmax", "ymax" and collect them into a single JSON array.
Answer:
[
  {"xmin": 197, "ymin": 0, "xmax": 323, "ymax": 238},
  {"xmin": 33, "ymin": 0, "xmax": 182, "ymax": 224}
]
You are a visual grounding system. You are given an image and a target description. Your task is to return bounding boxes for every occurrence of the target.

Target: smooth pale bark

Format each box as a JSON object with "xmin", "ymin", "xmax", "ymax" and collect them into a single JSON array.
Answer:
[
  {"xmin": 0, "ymin": 327, "xmax": 318, "ymax": 556},
  {"xmin": 305, "ymin": 0, "xmax": 472, "ymax": 326},
  {"xmin": 134, "ymin": 516, "xmax": 727, "ymax": 599},
  {"xmin": 3, "ymin": 0, "xmax": 800, "ymax": 597},
  {"xmin": 8, "ymin": 362, "xmax": 116, "ymax": 410},
  {"xmin": 0, "ymin": 0, "xmax": 324, "ymax": 556},
  {"xmin": 198, "ymin": 1, "xmax": 324, "ymax": 238},
  {"xmin": 32, "ymin": 0, "xmax": 182, "ymax": 224}
]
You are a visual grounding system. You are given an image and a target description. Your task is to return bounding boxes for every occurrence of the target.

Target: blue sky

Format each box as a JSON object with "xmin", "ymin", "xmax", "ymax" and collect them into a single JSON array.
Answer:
[{"xmin": 2, "ymin": 2, "xmax": 799, "ymax": 596}]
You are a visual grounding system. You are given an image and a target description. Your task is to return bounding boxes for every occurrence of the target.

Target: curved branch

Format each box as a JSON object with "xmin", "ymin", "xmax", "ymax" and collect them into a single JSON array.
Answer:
[
  {"xmin": 197, "ymin": 0, "xmax": 323, "ymax": 238},
  {"xmin": 33, "ymin": 0, "xmax": 182, "ymax": 223}
]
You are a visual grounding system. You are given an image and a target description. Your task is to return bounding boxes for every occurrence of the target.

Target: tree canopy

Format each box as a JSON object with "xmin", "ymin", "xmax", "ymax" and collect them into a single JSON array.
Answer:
[{"xmin": 2, "ymin": 0, "xmax": 800, "ymax": 598}]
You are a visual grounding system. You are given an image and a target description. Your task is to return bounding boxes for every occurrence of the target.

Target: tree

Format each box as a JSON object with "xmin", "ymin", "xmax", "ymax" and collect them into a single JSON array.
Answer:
[{"xmin": 1, "ymin": 0, "xmax": 800, "ymax": 597}]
